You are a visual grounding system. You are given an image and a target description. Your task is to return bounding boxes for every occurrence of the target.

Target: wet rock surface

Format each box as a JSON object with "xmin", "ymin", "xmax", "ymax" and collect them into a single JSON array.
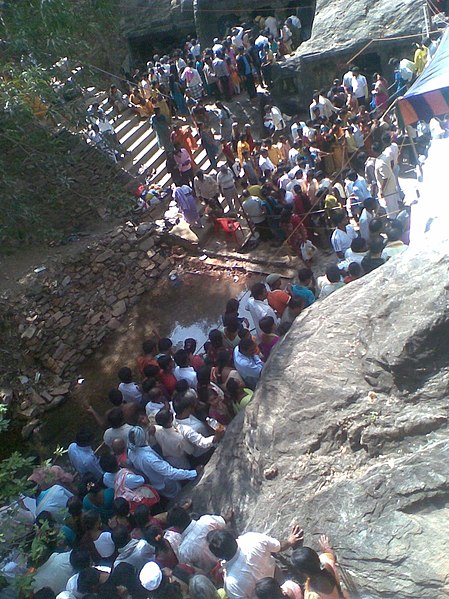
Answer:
[{"xmin": 189, "ymin": 241, "xmax": 449, "ymax": 598}]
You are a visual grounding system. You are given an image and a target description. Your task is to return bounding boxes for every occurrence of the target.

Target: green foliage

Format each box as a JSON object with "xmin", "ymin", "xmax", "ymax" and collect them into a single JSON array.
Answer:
[
  {"xmin": 0, "ymin": 452, "xmax": 35, "ymax": 503},
  {"xmin": 30, "ymin": 519, "xmax": 64, "ymax": 567},
  {"xmin": 0, "ymin": 0, "xmax": 129, "ymax": 248},
  {"xmin": 1, "ymin": 0, "xmax": 120, "ymax": 70},
  {"xmin": 0, "ymin": 406, "xmax": 10, "ymax": 434},
  {"xmin": 13, "ymin": 572, "xmax": 35, "ymax": 599}
]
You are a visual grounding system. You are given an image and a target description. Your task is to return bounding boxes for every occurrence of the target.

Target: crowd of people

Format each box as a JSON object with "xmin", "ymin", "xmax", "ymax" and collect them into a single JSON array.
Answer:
[
  {"xmin": 10, "ymin": 13, "xmax": 446, "ymax": 599},
  {"xmin": 84, "ymin": 20, "xmax": 441, "ymax": 284},
  {"xmin": 20, "ymin": 281, "xmax": 354, "ymax": 598}
]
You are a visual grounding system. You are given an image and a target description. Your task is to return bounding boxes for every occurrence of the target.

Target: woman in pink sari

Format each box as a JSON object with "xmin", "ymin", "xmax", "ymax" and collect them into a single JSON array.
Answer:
[{"xmin": 372, "ymin": 72, "xmax": 389, "ymax": 113}]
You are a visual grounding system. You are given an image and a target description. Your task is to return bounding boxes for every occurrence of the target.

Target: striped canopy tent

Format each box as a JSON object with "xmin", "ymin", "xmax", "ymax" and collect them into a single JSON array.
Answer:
[{"xmin": 398, "ymin": 27, "xmax": 449, "ymax": 125}]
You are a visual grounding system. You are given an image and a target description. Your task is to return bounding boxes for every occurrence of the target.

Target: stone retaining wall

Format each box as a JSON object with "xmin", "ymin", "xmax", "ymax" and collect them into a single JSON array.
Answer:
[{"xmin": 0, "ymin": 222, "xmax": 172, "ymax": 437}]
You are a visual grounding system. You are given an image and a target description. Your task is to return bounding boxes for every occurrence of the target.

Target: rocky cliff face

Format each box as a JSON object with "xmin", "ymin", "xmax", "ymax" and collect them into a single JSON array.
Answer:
[
  {"xmin": 189, "ymin": 241, "xmax": 449, "ymax": 598},
  {"xmin": 276, "ymin": 0, "xmax": 424, "ymax": 106}
]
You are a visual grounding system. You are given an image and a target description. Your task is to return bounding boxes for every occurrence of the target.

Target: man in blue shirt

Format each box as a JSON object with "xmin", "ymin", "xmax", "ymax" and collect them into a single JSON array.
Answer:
[
  {"xmin": 290, "ymin": 268, "xmax": 316, "ymax": 307},
  {"xmin": 236, "ymin": 48, "xmax": 257, "ymax": 99},
  {"xmin": 233, "ymin": 338, "xmax": 264, "ymax": 390}
]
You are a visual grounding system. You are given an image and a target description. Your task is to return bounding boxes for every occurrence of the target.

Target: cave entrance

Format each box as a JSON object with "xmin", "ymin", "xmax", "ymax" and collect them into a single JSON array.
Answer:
[
  {"xmin": 355, "ymin": 52, "xmax": 383, "ymax": 81},
  {"xmin": 128, "ymin": 30, "xmax": 193, "ymax": 67},
  {"xmin": 250, "ymin": 6, "xmax": 274, "ymax": 19},
  {"xmin": 216, "ymin": 13, "xmax": 241, "ymax": 38}
]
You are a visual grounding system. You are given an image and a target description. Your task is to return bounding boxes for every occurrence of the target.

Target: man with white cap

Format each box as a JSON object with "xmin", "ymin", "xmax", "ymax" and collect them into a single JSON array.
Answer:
[{"xmin": 139, "ymin": 561, "xmax": 162, "ymax": 593}]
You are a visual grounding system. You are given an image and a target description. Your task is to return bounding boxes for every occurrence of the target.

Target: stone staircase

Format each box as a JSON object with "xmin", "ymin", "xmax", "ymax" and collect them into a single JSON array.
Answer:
[{"xmin": 93, "ymin": 93, "xmax": 218, "ymax": 188}]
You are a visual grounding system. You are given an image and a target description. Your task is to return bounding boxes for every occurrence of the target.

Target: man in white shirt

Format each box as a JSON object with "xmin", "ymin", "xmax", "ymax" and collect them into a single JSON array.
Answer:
[
  {"xmin": 168, "ymin": 506, "xmax": 227, "ymax": 572},
  {"xmin": 318, "ymin": 265, "xmax": 345, "ymax": 300},
  {"xmin": 270, "ymin": 105, "xmax": 285, "ymax": 130},
  {"xmin": 375, "ymin": 150, "xmax": 400, "ymax": 217},
  {"xmin": 231, "ymin": 26, "xmax": 245, "ymax": 49},
  {"xmin": 217, "ymin": 164, "xmax": 238, "ymax": 213},
  {"xmin": 117, "ymin": 367, "xmax": 142, "ymax": 403},
  {"xmin": 112, "ymin": 526, "xmax": 155, "ymax": 573},
  {"xmin": 358, "ymin": 197, "xmax": 376, "ymax": 241},
  {"xmin": 154, "ymin": 409, "xmax": 191, "ymax": 469},
  {"xmin": 66, "ymin": 565, "xmax": 110, "ymax": 599},
  {"xmin": 350, "ymin": 66, "xmax": 368, "ymax": 106},
  {"xmin": 68, "ymin": 429, "xmax": 103, "ymax": 479},
  {"xmin": 288, "ymin": 141, "xmax": 301, "ymax": 165},
  {"xmin": 264, "ymin": 15, "xmax": 279, "ymax": 37},
  {"xmin": 258, "ymin": 149, "xmax": 275, "ymax": 175},
  {"xmin": 207, "ymin": 526, "xmax": 304, "ymax": 599},
  {"xmin": 246, "ymin": 282, "xmax": 279, "ymax": 338},
  {"xmin": 341, "ymin": 236, "xmax": 368, "ymax": 267},
  {"xmin": 330, "ymin": 210, "xmax": 357, "ymax": 259},
  {"xmin": 212, "ymin": 38, "xmax": 224, "ymax": 55},
  {"xmin": 103, "ymin": 407, "xmax": 133, "ymax": 448},
  {"xmin": 194, "ymin": 170, "xmax": 219, "ymax": 203},
  {"xmin": 241, "ymin": 191, "xmax": 266, "ymax": 226},
  {"xmin": 278, "ymin": 169, "xmax": 291, "ymax": 190},
  {"xmin": 381, "ymin": 223, "xmax": 408, "ymax": 260},
  {"xmin": 191, "ymin": 39, "xmax": 201, "ymax": 59},
  {"xmin": 173, "ymin": 349, "xmax": 198, "ymax": 389},
  {"xmin": 32, "ymin": 549, "xmax": 87, "ymax": 594},
  {"xmin": 342, "ymin": 67, "xmax": 354, "ymax": 90},
  {"xmin": 344, "ymin": 169, "xmax": 371, "ymax": 218},
  {"xmin": 241, "ymin": 191, "xmax": 271, "ymax": 241},
  {"xmin": 173, "ymin": 392, "xmax": 223, "ymax": 459}
]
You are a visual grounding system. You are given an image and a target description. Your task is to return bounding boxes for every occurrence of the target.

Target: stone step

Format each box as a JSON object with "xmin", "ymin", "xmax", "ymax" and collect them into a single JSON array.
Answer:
[
  {"xmin": 119, "ymin": 120, "xmax": 153, "ymax": 150},
  {"xmin": 94, "ymin": 88, "xmax": 223, "ymax": 190},
  {"xmin": 130, "ymin": 144, "xmax": 166, "ymax": 176},
  {"xmin": 124, "ymin": 124, "xmax": 156, "ymax": 157}
]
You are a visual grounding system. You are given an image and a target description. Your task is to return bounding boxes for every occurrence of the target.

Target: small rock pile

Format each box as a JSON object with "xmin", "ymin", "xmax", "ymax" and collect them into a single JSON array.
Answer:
[{"xmin": 0, "ymin": 222, "xmax": 173, "ymax": 436}]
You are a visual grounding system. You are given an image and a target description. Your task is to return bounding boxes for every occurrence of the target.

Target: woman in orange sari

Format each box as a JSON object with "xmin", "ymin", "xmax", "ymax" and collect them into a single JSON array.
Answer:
[
  {"xmin": 129, "ymin": 87, "xmax": 153, "ymax": 118},
  {"xmin": 170, "ymin": 125, "xmax": 198, "ymax": 161}
]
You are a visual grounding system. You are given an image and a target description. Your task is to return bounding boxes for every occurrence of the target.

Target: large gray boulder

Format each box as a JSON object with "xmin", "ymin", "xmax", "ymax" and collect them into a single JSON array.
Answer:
[
  {"xmin": 189, "ymin": 240, "xmax": 449, "ymax": 599},
  {"xmin": 276, "ymin": 0, "xmax": 425, "ymax": 106}
]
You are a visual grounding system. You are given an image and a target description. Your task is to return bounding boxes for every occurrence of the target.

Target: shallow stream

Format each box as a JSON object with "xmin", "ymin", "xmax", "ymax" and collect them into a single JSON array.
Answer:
[{"xmin": 33, "ymin": 270, "xmax": 253, "ymax": 456}]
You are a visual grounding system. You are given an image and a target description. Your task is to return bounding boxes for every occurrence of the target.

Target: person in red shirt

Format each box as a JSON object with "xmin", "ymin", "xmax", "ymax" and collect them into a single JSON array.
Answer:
[
  {"xmin": 266, "ymin": 274, "xmax": 290, "ymax": 317},
  {"xmin": 221, "ymin": 138, "xmax": 236, "ymax": 168},
  {"xmin": 184, "ymin": 338, "xmax": 205, "ymax": 372},
  {"xmin": 136, "ymin": 339, "xmax": 158, "ymax": 378},
  {"xmin": 157, "ymin": 354, "xmax": 177, "ymax": 396}
]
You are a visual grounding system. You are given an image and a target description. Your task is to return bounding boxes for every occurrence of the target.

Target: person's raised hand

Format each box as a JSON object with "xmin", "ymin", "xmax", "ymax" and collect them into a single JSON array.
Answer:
[
  {"xmin": 288, "ymin": 524, "xmax": 305, "ymax": 548},
  {"xmin": 319, "ymin": 534, "xmax": 332, "ymax": 553}
]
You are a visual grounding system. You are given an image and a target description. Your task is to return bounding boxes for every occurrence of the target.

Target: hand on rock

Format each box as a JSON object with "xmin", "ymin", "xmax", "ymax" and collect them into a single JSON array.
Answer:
[
  {"xmin": 221, "ymin": 507, "xmax": 234, "ymax": 523},
  {"xmin": 319, "ymin": 534, "xmax": 332, "ymax": 553},
  {"xmin": 288, "ymin": 525, "xmax": 305, "ymax": 548}
]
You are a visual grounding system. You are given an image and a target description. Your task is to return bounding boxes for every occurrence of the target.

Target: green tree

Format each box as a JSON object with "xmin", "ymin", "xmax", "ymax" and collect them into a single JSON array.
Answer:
[
  {"xmin": 0, "ymin": 0, "xmax": 122, "ymax": 72},
  {"xmin": 0, "ymin": 0, "xmax": 130, "ymax": 248}
]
